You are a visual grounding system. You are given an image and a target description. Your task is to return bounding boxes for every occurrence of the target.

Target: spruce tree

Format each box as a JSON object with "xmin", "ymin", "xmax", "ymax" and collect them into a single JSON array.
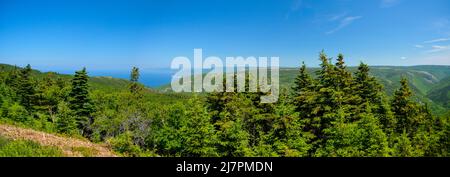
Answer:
[
  {"xmin": 292, "ymin": 62, "xmax": 313, "ymax": 98},
  {"xmin": 354, "ymin": 62, "xmax": 395, "ymax": 131},
  {"xmin": 69, "ymin": 67, "xmax": 94, "ymax": 134},
  {"xmin": 316, "ymin": 51, "xmax": 335, "ymax": 88},
  {"xmin": 271, "ymin": 92, "xmax": 311, "ymax": 157},
  {"xmin": 180, "ymin": 98, "xmax": 218, "ymax": 157},
  {"xmin": 55, "ymin": 101, "xmax": 77, "ymax": 135},
  {"xmin": 313, "ymin": 51, "xmax": 339, "ymax": 138},
  {"xmin": 334, "ymin": 54, "xmax": 353, "ymax": 90},
  {"xmin": 353, "ymin": 63, "xmax": 383, "ymax": 105},
  {"xmin": 315, "ymin": 108, "xmax": 390, "ymax": 157},
  {"xmin": 17, "ymin": 64, "xmax": 35, "ymax": 111},
  {"xmin": 291, "ymin": 62, "xmax": 317, "ymax": 136},
  {"xmin": 129, "ymin": 67, "xmax": 142, "ymax": 94},
  {"xmin": 391, "ymin": 77, "xmax": 416, "ymax": 134},
  {"xmin": 332, "ymin": 54, "xmax": 359, "ymax": 120},
  {"xmin": 5, "ymin": 66, "xmax": 20, "ymax": 94}
]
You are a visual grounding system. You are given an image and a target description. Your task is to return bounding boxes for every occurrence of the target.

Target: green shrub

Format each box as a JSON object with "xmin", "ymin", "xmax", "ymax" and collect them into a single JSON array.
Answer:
[
  {"xmin": 6, "ymin": 102, "xmax": 29, "ymax": 123},
  {"xmin": 107, "ymin": 131, "xmax": 143, "ymax": 157}
]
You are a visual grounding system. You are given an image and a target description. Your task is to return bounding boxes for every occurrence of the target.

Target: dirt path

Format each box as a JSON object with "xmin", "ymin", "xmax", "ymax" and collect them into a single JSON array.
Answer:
[{"xmin": 0, "ymin": 124, "xmax": 117, "ymax": 157}]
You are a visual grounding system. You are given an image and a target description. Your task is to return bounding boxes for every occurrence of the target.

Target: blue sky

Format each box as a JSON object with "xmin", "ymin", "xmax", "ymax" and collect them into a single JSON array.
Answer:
[{"xmin": 0, "ymin": 0, "xmax": 449, "ymax": 71}]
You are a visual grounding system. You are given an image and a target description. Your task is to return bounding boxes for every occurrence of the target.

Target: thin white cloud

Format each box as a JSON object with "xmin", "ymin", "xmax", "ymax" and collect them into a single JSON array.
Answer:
[
  {"xmin": 328, "ymin": 13, "xmax": 347, "ymax": 21},
  {"xmin": 326, "ymin": 16, "xmax": 362, "ymax": 34},
  {"xmin": 401, "ymin": 57, "xmax": 407, "ymax": 60},
  {"xmin": 426, "ymin": 45, "xmax": 450, "ymax": 53},
  {"xmin": 415, "ymin": 45, "xmax": 424, "ymax": 48},
  {"xmin": 424, "ymin": 38, "xmax": 450, "ymax": 43},
  {"xmin": 285, "ymin": 0, "xmax": 303, "ymax": 20},
  {"xmin": 380, "ymin": 0, "xmax": 402, "ymax": 8}
]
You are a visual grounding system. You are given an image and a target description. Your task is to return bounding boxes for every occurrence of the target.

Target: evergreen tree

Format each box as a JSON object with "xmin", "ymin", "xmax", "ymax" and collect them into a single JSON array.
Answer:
[
  {"xmin": 206, "ymin": 74, "xmax": 238, "ymax": 122},
  {"xmin": 334, "ymin": 54, "xmax": 353, "ymax": 90},
  {"xmin": 316, "ymin": 51, "xmax": 335, "ymax": 88},
  {"xmin": 392, "ymin": 131, "xmax": 422, "ymax": 157},
  {"xmin": 216, "ymin": 115, "xmax": 253, "ymax": 156},
  {"xmin": 179, "ymin": 98, "xmax": 218, "ymax": 157},
  {"xmin": 316, "ymin": 105, "xmax": 390, "ymax": 157},
  {"xmin": 332, "ymin": 54, "xmax": 359, "ymax": 120},
  {"xmin": 270, "ymin": 92, "xmax": 311, "ymax": 157},
  {"xmin": 291, "ymin": 62, "xmax": 318, "ymax": 143},
  {"xmin": 354, "ymin": 63, "xmax": 383, "ymax": 105},
  {"xmin": 354, "ymin": 62, "xmax": 395, "ymax": 131},
  {"xmin": 17, "ymin": 64, "xmax": 36, "ymax": 111},
  {"xmin": 391, "ymin": 77, "xmax": 417, "ymax": 134},
  {"xmin": 7, "ymin": 102, "xmax": 29, "ymax": 123},
  {"xmin": 292, "ymin": 62, "xmax": 313, "ymax": 98},
  {"xmin": 55, "ymin": 101, "xmax": 77, "ymax": 135},
  {"xmin": 311, "ymin": 51, "xmax": 339, "ymax": 139},
  {"xmin": 4, "ymin": 66, "xmax": 20, "ymax": 95},
  {"xmin": 69, "ymin": 68, "xmax": 94, "ymax": 135},
  {"xmin": 34, "ymin": 72, "xmax": 61, "ymax": 114},
  {"xmin": 129, "ymin": 67, "xmax": 142, "ymax": 94}
]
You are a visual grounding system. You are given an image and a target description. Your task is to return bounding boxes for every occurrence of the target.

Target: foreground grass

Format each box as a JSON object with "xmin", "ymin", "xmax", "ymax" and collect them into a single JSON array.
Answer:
[
  {"xmin": 0, "ymin": 123, "xmax": 117, "ymax": 157},
  {"xmin": 0, "ymin": 135, "xmax": 64, "ymax": 157}
]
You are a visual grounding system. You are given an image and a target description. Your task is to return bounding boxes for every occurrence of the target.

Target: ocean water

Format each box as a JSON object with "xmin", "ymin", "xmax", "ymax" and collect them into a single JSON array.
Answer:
[
  {"xmin": 91, "ymin": 69, "xmax": 176, "ymax": 88},
  {"xmin": 48, "ymin": 68, "xmax": 219, "ymax": 88},
  {"xmin": 51, "ymin": 68, "xmax": 176, "ymax": 88}
]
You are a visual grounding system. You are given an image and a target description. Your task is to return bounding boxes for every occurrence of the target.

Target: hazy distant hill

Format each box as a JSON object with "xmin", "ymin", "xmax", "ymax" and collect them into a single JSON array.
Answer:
[{"xmin": 158, "ymin": 65, "xmax": 450, "ymax": 114}]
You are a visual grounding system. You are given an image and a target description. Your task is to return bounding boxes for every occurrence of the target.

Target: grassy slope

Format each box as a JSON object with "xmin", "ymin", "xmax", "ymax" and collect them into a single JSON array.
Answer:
[
  {"xmin": 0, "ymin": 135, "xmax": 64, "ymax": 157},
  {"xmin": 0, "ymin": 123, "xmax": 116, "ymax": 157}
]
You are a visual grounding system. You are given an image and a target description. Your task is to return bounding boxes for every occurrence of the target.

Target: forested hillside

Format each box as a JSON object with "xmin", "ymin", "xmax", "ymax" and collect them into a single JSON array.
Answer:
[
  {"xmin": 279, "ymin": 65, "xmax": 450, "ymax": 114},
  {"xmin": 427, "ymin": 76, "xmax": 450, "ymax": 109},
  {"xmin": 0, "ymin": 52, "xmax": 449, "ymax": 157},
  {"xmin": 159, "ymin": 65, "xmax": 450, "ymax": 114}
]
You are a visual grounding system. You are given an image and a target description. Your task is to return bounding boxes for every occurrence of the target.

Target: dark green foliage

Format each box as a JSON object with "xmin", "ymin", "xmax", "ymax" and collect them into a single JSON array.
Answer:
[
  {"xmin": 179, "ymin": 98, "xmax": 218, "ymax": 157},
  {"xmin": 69, "ymin": 68, "xmax": 93, "ymax": 117},
  {"xmin": 69, "ymin": 68, "xmax": 94, "ymax": 135},
  {"xmin": 391, "ymin": 78, "xmax": 417, "ymax": 134},
  {"xmin": 287, "ymin": 52, "xmax": 446, "ymax": 156},
  {"xmin": 129, "ymin": 67, "xmax": 143, "ymax": 94},
  {"xmin": 55, "ymin": 102, "xmax": 77, "ymax": 135},
  {"xmin": 292, "ymin": 62, "xmax": 313, "ymax": 98},
  {"xmin": 17, "ymin": 64, "xmax": 36, "ymax": 111},
  {"xmin": 354, "ymin": 63, "xmax": 395, "ymax": 132},
  {"xmin": 269, "ymin": 92, "xmax": 311, "ymax": 156},
  {"xmin": 316, "ymin": 107, "xmax": 390, "ymax": 157},
  {"xmin": 6, "ymin": 102, "xmax": 29, "ymax": 123}
]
